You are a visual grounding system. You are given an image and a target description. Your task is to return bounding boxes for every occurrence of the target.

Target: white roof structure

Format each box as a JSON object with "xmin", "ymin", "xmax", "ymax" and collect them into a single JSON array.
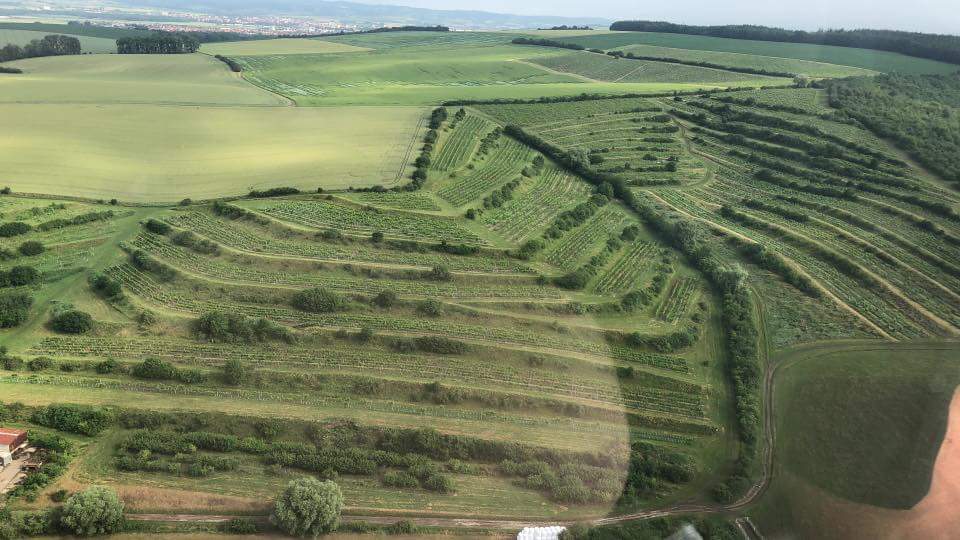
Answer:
[{"xmin": 517, "ymin": 526, "xmax": 567, "ymax": 540}]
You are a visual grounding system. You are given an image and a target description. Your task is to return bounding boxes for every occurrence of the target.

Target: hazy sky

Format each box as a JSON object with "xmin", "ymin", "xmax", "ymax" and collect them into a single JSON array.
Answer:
[{"xmin": 356, "ymin": 0, "xmax": 960, "ymax": 34}]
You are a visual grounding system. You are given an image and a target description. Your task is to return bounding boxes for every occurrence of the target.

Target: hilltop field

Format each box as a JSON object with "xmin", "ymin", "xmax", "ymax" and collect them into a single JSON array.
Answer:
[{"xmin": 0, "ymin": 22, "xmax": 959, "ymax": 539}]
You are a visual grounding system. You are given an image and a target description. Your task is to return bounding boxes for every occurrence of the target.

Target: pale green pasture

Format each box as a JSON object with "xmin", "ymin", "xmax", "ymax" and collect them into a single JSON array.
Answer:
[
  {"xmin": 0, "ymin": 53, "xmax": 284, "ymax": 105},
  {"xmin": 0, "ymin": 104, "xmax": 425, "ymax": 201}
]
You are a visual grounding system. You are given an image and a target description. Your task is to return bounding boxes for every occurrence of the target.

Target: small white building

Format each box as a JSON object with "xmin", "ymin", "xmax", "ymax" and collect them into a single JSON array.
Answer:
[{"xmin": 517, "ymin": 526, "xmax": 567, "ymax": 540}]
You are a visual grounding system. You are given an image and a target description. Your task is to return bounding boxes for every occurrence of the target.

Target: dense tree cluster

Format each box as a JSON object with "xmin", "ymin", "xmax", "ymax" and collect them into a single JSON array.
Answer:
[
  {"xmin": 116, "ymin": 32, "xmax": 199, "ymax": 54},
  {"xmin": 213, "ymin": 54, "xmax": 242, "ymax": 72},
  {"xmin": 609, "ymin": 20, "xmax": 960, "ymax": 65},
  {"xmin": 511, "ymin": 37, "xmax": 586, "ymax": 50},
  {"xmin": 0, "ymin": 34, "xmax": 81, "ymax": 63},
  {"xmin": 404, "ymin": 107, "xmax": 447, "ymax": 191},
  {"xmin": 827, "ymin": 73, "xmax": 960, "ymax": 188}
]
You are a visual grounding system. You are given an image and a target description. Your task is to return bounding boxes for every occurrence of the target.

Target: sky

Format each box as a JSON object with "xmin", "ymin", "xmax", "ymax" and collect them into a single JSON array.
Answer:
[{"xmin": 354, "ymin": 0, "xmax": 960, "ymax": 34}]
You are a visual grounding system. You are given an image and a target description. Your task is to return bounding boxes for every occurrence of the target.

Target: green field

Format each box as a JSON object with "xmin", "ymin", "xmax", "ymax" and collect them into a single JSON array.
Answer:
[
  {"xmin": 0, "ymin": 54, "xmax": 284, "ymax": 105},
  {"xmin": 0, "ymin": 104, "xmax": 425, "ymax": 201},
  {"xmin": 200, "ymin": 38, "xmax": 370, "ymax": 56},
  {"xmin": 753, "ymin": 343, "xmax": 960, "ymax": 538},
  {"xmin": 556, "ymin": 31, "xmax": 959, "ymax": 74},
  {"xmin": 615, "ymin": 43, "xmax": 877, "ymax": 78},
  {"xmin": 527, "ymin": 51, "xmax": 786, "ymax": 83},
  {"xmin": 0, "ymin": 28, "xmax": 117, "ymax": 53},
  {"xmin": 233, "ymin": 35, "xmax": 778, "ymax": 106}
]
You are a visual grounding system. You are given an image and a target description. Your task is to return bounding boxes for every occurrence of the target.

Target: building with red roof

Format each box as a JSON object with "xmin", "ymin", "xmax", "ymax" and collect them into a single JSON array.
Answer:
[{"xmin": 0, "ymin": 428, "xmax": 28, "ymax": 467}]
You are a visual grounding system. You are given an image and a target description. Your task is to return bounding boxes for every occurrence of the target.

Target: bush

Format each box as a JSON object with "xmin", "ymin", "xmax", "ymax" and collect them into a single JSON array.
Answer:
[
  {"xmin": 28, "ymin": 357, "xmax": 54, "ymax": 371},
  {"xmin": 292, "ymin": 287, "xmax": 346, "ymax": 313},
  {"xmin": 0, "ymin": 222, "xmax": 32, "ymax": 238},
  {"xmin": 223, "ymin": 517, "xmax": 258, "ymax": 534},
  {"xmin": 2, "ymin": 265, "xmax": 40, "ymax": 287},
  {"xmin": 89, "ymin": 273, "xmax": 123, "ymax": 299},
  {"xmin": 193, "ymin": 311, "xmax": 294, "ymax": 343},
  {"xmin": 132, "ymin": 357, "xmax": 177, "ymax": 380},
  {"xmin": 0, "ymin": 293, "xmax": 32, "ymax": 327},
  {"xmin": 422, "ymin": 473, "xmax": 455, "ymax": 493},
  {"xmin": 50, "ymin": 310, "xmax": 93, "ymax": 334},
  {"xmin": 223, "ymin": 358, "xmax": 247, "ymax": 386},
  {"xmin": 382, "ymin": 470, "xmax": 418, "ymax": 488},
  {"xmin": 32, "ymin": 403, "xmax": 112, "ymax": 436},
  {"xmin": 18, "ymin": 241, "xmax": 45, "ymax": 256},
  {"xmin": 143, "ymin": 219, "xmax": 172, "ymax": 235},
  {"xmin": 416, "ymin": 299, "xmax": 442, "ymax": 317},
  {"xmin": 271, "ymin": 477, "xmax": 344, "ymax": 538},
  {"xmin": 372, "ymin": 290, "xmax": 398, "ymax": 308},
  {"xmin": 95, "ymin": 359, "xmax": 118, "ymax": 374},
  {"xmin": 60, "ymin": 487, "xmax": 125, "ymax": 536},
  {"xmin": 425, "ymin": 265, "xmax": 452, "ymax": 281}
]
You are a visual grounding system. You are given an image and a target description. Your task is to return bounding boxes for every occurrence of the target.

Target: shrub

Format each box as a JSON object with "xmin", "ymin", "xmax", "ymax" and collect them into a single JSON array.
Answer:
[
  {"xmin": 292, "ymin": 287, "xmax": 346, "ymax": 313},
  {"xmin": 193, "ymin": 311, "xmax": 294, "ymax": 343},
  {"xmin": 425, "ymin": 265, "xmax": 452, "ymax": 281},
  {"xmin": 143, "ymin": 219, "xmax": 172, "ymax": 235},
  {"xmin": 132, "ymin": 357, "xmax": 177, "ymax": 380},
  {"xmin": 89, "ymin": 273, "xmax": 123, "ymax": 299},
  {"xmin": 18, "ymin": 241, "xmax": 45, "ymax": 256},
  {"xmin": 372, "ymin": 290, "xmax": 398, "ymax": 308},
  {"xmin": 223, "ymin": 517, "xmax": 258, "ymax": 534},
  {"xmin": 28, "ymin": 357, "xmax": 54, "ymax": 371},
  {"xmin": 422, "ymin": 473, "xmax": 455, "ymax": 493},
  {"xmin": 223, "ymin": 358, "xmax": 247, "ymax": 386},
  {"xmin": 60, "ymin": 487, "xmax": 125, "ymax": 536},
  {"xmin": 0, "ymin": 293, "xmax": 32, "ymax": 327},
  {"xmin": 271, "ymin": 477, "xmax": 344, "ymax": 538},
  {"xmin": 416, "ymin": 299, "xmax": 442, "ymax": 317},
  {"xmin": 50, "ymin": 489, "xmax": 70, "ymax": 502},
  {"xmin": 382, "ymin": 470, "xmax": 418, "ymax": 488},
  {"xmin": 95, "ymin": 359, "xmax": 118, "ymax": 374},
  {"xmin": 50, "ymin": 310, "xmax": 93, "ymax": 334},
  {"xmin": 32, "ymin": 404, "xmax": 112, "ymax": 436},
  {"xmin": 3, "ymin": 265, "xmax": 40, "ymax": 287},
  {"xmin": 0, "ymin": 222, "xmax": 32, "ymax": 237},
  {"xmin": 386, "ymin": 520, "xmax": 419, "ymax": 534}
]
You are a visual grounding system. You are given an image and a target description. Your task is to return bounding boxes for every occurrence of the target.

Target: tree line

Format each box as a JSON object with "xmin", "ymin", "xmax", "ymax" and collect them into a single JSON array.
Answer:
[
  {"xmin": 0, "ymin": 34, "xmax": 81, "ymax": 63},
  {"xmin": 609, "ymin": 20, "xmax": 960, "ymax": 65},
  {"xmin": 116, "ymin": 32, "xmax": 199, "ymax": 54}
]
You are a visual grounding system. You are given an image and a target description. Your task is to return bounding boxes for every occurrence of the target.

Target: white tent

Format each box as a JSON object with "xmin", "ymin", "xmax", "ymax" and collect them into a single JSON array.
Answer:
[{"xmin": 517, "ymin": 526, "xmax": 567, "ymax": 540}]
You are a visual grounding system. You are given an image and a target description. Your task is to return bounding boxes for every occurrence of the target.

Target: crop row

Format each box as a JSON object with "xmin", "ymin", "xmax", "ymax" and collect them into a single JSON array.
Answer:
[
  {"xmin": 106, "ymin": 263, "xmax": 693, "ymax": 366},
  {"xmin": 436, "ymin": 138, "xmax": 532, "ymax": 207},
  {"xmin": 477, "ymin": 97, "xmax": 664, "ymax": 128},
  {"xmin": 482, "ymin": 168, "xmax": 592, "ymax": 243},
  {"xmin": 28, "ymin": 336, "xmax": 704, "ymax": 417},
  {"xmin": 255, "ymin": 199, "xmax": 486, "ymax": 244},
  {"xmin": 593, "ymin": 240, "xmax": 658, "ymax": 294},
  {"xmin": 654, "ymin": 189, "xmax": 928, "ymax": 339},
  {"xmin": 131, "ymin": 233, "xmax": 560, "ymax": 300},
  {"xmin": 342, "ymin": 192, "xmax": 441, "ymax": 211},
  {"xmin": 432, "ymin": 115, "xmax": 491, "ymax": 171},
  {"xmin": 0, "ymin": 374, "xmax": 639, "ymax": 436},
  {"xmin": 544, "ymin": 205, "xmax": 629, "ymax": 270},
  {"xmin": 164, "ymin": 211, "xmax": 526, "ymax": 273},
  {"xmin": 655, "ymin": 278, "xmax": 700, "ymax": 322}
]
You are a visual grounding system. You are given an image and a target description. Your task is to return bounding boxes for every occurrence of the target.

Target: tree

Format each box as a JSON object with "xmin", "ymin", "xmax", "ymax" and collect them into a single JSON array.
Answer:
[
  {"xmin": 18, "ymin": 241, "xmax": 45, "ymax": 256},
  {"xmin": 793, "ymin": 74, "xmax": 811, "ymax": 88},
  {"xmin": 271, "ymin": 477, "xmax": 343, "ymax": 539},
  {"xmin": 59, "ymin": 487, "xmax": 124, "ymax": 536}
]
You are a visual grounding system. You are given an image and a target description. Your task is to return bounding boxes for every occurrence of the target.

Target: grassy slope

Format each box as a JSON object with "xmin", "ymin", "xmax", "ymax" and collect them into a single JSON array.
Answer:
[
  {"xmin": 199, "ymin": 38, "xmax": 370, "ymax": 56},
  {"xmin": 557, "ymin": 32, "xmax": 958, "ymax": 75},
  {"xmin": 0, "ymin": 54, "xmax": 284, "ymax": 105},
  {"xmin": 754, "ymin": 342, "xmax": 960, "ymax": 534},
  {"xmin": 0, "ymin": 104, "xmax": 425, "ymax": 201},
  {"xmin": 0, "ymin": 28, "xmax": 117, "ymax": 53}
]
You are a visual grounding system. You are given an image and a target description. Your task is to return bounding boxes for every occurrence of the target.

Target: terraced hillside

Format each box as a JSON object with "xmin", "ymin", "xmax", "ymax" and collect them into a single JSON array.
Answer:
[{"xmin": 0, "ymin": 125, "xmax": 730, "ymax": 521}]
